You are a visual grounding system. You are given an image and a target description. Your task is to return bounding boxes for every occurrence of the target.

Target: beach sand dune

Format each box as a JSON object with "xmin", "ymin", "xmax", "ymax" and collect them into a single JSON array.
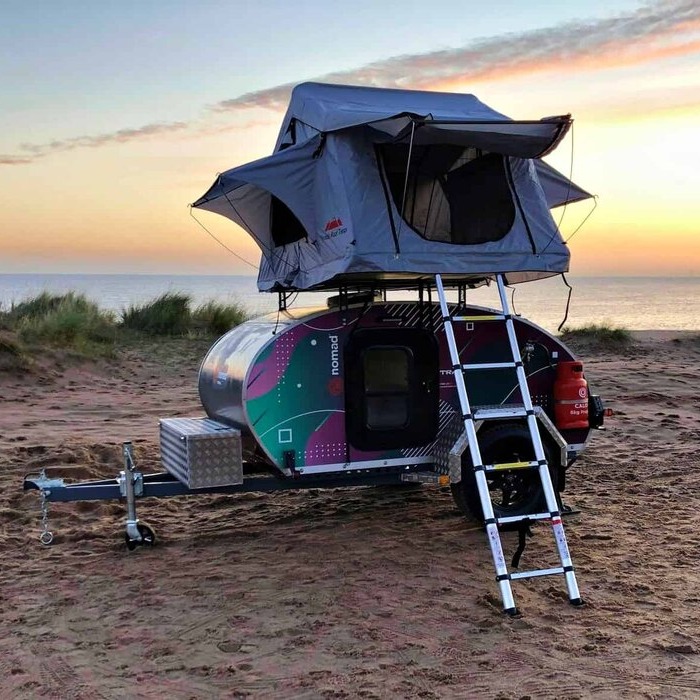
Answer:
[{"xmin": 2, "ymin": 332, "xmax": 700, "ymax": 698}]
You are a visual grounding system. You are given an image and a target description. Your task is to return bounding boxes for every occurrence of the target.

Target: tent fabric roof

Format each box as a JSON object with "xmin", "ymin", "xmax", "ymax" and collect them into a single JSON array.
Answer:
[
  {"xmin": 534, "ymin": 161, "xmax": 592, "ymax": 208},
  {"xmin": 276, "ymin": 82, "xmax": 572, "ymax": 158},
  {"xmin": 280, "ymin": 82, "xmax": 510, "ymax": 133}
]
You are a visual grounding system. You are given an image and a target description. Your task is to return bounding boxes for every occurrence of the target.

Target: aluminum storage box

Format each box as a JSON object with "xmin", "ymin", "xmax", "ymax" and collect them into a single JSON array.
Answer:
[{"xmin": 160, "ymin": 417, "xmax": 243, "ymax": 489}]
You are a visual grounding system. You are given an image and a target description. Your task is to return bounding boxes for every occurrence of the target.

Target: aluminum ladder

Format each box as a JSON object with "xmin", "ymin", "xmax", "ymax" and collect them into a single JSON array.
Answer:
[{"xmin": 435, "ymin": 273, "xmax": 583, "ymax": 615}]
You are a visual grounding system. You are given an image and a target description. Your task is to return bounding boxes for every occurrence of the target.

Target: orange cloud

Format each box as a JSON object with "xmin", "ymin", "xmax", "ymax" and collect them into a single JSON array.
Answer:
[
  {"xmin": 0, "ymin": 155, "xmax": 33, "ymax": 165},
  {"xmin": 1, "ymin": 121, "xmax": 189, "ymax": 166},
  {"xmin": 212, "ymin": 0, "xmax": 700, "ymax": 113},
  {"xmin": 432, "ymin": 36, "xmax": 700, "ymax": 92}
]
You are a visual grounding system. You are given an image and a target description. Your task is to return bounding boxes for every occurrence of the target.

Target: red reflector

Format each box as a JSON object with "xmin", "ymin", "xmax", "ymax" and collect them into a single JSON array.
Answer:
[{"xmin": 604, "ymin": 408, "xmax": 614, "ymax": 417}]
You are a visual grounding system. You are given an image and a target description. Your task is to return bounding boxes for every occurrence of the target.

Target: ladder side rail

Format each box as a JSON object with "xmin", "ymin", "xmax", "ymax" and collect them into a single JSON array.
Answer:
[
  {"xmin": 435, "ymin": 274, "xmax": 517, "ymax": 612},
  {"xmin": 495, "ymin": 274, "xmax": 554, "ymax": 487},
  {"xmin": 495, "ymin": 274, "xmax": 582, "ymax": 604}
]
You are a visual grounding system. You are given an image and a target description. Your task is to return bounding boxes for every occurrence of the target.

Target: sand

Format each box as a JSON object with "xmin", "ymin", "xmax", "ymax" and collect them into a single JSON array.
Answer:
[{"xmin": 1, "ymin": 331, "xmax": 700, "ymax": 698}]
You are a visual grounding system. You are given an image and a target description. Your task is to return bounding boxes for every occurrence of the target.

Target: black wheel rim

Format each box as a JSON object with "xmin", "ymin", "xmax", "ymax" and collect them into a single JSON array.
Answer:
[
  {"xmin": 483, "ymin": 436, "xmax": 542, "ymax": 513},
  {"xmin": 487, "ymin": 471, "xmax": 540, "ymax": 510}
]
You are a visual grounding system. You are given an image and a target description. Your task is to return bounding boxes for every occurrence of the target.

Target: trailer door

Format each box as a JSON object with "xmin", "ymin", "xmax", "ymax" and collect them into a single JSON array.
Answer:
[{"xmin": 344, "ymin": 328, "xmax": 439, "ymax": 450}]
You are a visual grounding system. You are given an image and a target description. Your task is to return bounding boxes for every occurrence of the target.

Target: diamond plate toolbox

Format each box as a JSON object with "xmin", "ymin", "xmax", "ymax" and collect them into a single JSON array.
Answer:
[{"xmin": 160, "ymin": 417, "xmax": 243, "ymax": 489}]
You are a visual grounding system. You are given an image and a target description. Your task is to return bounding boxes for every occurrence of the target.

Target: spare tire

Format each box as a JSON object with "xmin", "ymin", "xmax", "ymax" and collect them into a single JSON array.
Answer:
[{"xmin": 450, "ymin": 423, "xmax": 558, "ymax": 522}]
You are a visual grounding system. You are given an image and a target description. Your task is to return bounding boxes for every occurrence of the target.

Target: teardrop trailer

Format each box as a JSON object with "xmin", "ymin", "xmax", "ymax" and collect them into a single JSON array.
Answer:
[{"xmin": 24, "ymin": 83, "xmax": 606, "ymax": 614}]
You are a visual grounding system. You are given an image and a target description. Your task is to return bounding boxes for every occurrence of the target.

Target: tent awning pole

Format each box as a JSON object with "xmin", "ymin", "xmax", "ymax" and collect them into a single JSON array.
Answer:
[{"xmin": 396, "ymin": 119, "xmax": 416, "ymax": 254}]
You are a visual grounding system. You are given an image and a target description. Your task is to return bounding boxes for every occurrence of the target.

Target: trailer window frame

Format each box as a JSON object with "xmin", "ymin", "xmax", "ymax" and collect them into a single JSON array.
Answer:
[{"xmin": 344, "ymin": 327, "xmax": 439, "ymax": 451}]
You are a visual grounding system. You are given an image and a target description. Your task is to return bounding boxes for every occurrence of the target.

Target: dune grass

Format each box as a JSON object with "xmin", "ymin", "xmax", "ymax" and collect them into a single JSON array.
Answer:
[
  {"xmin": 560, "ymin": 322, "xmax": 633, "ymax": 347},
  {"xmin": 0, "ymin": 332, "xmax": 30, "ymax": 372},
  {"xmin": 120, "ymin": 293, "xmax": 248, "ymax": 336},
  {"xmin": 0, "ymin": 292, "xmax": 116, "ymax": 356},
  {"xmin": 191, "ymin": 300, "xmax": 248, "ymax": 336},
  {"xmin": 0, "ymin": 290, "xmax": 248, "ymax": 364},
  {"xmin": 6, "ymin": 291, "xmax": 78, "ymax": 321},
  {"xmin": 8, "ymin": 293, "xmax": 117, "ymax": 356},
  {"xmin": 121, "ymin": 292, "xmax": 192, "ymax": 336},
  {"xmin": 0, "ymin": 306, "xmax": 11, "ymax": 332}
]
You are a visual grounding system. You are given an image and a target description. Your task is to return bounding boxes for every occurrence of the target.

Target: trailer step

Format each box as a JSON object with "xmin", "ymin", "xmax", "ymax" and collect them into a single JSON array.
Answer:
[
  {"xmin": 473, "ymin": 405, "xmax": 528, "ymax": 420},
  {"xmin": 485, "ymin": 460, "xmax": 539, "ymax": 472}
]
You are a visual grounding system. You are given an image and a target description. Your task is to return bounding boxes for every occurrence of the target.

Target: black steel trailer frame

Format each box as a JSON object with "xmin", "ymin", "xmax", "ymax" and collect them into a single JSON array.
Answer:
[{"xmin": 23, "ymin": 442, "xmax": 446, "ymax": 549}]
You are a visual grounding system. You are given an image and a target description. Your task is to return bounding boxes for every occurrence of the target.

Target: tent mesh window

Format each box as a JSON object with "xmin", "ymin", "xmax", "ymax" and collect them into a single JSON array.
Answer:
[
  {"xmin": 270, "ymin": 195, "xmax": 307, "ymax": 247},
  {"xmin": 379, "ymin": 144, "xmax": 515, "ymax": 244}
]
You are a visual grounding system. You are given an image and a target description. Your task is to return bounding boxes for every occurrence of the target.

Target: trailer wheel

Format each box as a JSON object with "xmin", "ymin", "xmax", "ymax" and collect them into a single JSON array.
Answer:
[
  {"xmin": 450, "ymin": 423, "xmax": 558, "ymax": 522},
  {"xmin": 138, "ymin": 522, "xmax": 156, "ymax": 546},
  {"xmin": 125, "ymin": 522, "xmax": 156, "ymax": 550}
]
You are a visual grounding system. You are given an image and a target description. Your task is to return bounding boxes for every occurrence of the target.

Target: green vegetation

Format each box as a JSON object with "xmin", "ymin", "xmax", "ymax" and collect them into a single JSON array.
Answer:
[
  {"xmin": 0, "ymin": 332, "xmax": 30, "ymax": 372},
  {"xmin": 6, "ymin": 291, "xmax": 81, "ymax": 321},
  {"xmin": 120, "ymin": 293, "xmax": 248, "ymax": 336},
  {"xmin": 191, "ymin": 300, "xmax": 248, "ymax": 336},
  {"xmin": 0, "ymin": 290, "xmax": 249, "ymax": 364},
  {"xmin": 560, "ymin": 322, "xmax": 633, "ymax": 347},
  {"xmin": 2, "ymin": 292, "xmax": 116, "ymax": 356},
  {"xmin": 121, "ymin": 292, "xmax": 192, "ymax": 336}
]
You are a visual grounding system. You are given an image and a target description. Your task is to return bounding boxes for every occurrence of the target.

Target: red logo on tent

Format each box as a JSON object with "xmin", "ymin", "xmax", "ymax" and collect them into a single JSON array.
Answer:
[{"xmin": 324, "ymin": 217, "xmax": 343, "ymax": 232}]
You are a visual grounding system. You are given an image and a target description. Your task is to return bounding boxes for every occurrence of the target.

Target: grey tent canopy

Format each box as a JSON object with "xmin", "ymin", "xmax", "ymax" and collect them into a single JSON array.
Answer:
[{"xmin": 192, "ymin": 82, "xmax": 593, "ymax": 291}]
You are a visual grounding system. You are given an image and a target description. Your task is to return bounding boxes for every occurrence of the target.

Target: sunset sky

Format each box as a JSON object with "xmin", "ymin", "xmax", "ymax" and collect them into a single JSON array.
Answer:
[{"xmin": 1, "ymin": 0, "xmax": 698, "ymax": 277}]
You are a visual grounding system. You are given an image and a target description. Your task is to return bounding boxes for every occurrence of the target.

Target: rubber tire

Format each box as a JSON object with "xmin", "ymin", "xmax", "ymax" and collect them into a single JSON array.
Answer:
[
  {"xmin": 450, "ymin": 423, "xmax": 558, "ymax": 522},
  {"xmin": 124, "ymin": 522, "xmax": 156, "ymax": 550}
]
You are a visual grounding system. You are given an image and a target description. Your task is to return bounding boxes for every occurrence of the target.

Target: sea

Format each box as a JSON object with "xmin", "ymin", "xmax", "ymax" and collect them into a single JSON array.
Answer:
[{"xmin": 0, "ymin": 273, "xmax": 698, "ymax": 333}]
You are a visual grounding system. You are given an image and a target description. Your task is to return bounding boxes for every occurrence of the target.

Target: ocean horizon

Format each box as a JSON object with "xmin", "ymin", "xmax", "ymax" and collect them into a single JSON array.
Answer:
[{"xmin": 1, "ymin": 273, "xmax": 698, "ymax": 333}]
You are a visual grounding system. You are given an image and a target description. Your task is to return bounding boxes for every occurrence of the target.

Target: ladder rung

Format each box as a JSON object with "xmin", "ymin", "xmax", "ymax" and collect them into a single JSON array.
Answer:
[
  {"xmin": 510, "ymin": 567, "xmax": 565, "ymax": 580},
  {"xmin": 473, "ymin": 406, "xmax": 528, "ymax": 420},
  {"xmin": 462, "ymin": 362, "xmax": 516, "ymax": 371},
  {"xmin": 497, "ymin": 512, "xmax": 551, "ymax": 525},
  {"xmin": 485, "ymin": 460, "xmax": 539, "ymax": 472},
  {"xmin": 452, "ymin": 314, "xmax": 505, "ymax": 322}
]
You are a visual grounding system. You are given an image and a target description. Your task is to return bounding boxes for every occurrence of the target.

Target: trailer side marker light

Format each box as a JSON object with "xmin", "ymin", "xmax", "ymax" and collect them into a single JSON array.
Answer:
[{"xmin": 438, "ymin": 475, "xmax": 450, "ymax": 486}]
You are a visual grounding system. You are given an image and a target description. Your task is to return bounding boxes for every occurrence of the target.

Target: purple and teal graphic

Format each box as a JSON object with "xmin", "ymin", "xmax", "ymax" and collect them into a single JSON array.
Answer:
[
  {"xmin": 198, "ymin": 303, "xmax": 576, "ymax": 474},
  {"xmin": 245, "ymin": 317, "xmax": 348, "ymax": 468}
]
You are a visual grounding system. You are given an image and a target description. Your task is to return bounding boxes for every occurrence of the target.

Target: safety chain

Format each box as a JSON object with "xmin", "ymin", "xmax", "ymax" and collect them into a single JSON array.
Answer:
[{"xmin": 38, "ymin": 470, "xmax": 54, "ymax": 545}]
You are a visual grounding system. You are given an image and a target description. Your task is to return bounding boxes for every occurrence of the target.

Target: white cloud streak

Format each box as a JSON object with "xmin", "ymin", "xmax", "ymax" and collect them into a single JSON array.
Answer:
[{"xmin": 2, "ymin": 0, "xmax": 698, "ymax": 166}]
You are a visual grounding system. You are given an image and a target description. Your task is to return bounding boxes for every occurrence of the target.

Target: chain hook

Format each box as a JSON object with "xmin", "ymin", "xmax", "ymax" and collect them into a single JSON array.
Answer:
[{"xmin": 38, "ymin": 470, "xmax": 54, "ymax": 546}]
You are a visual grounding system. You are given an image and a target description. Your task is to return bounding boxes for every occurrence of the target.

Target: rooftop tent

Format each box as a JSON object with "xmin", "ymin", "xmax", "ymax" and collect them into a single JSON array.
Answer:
[{"xmin": 192, "ymin": 82, "xmax": 593, "ymax": 291}]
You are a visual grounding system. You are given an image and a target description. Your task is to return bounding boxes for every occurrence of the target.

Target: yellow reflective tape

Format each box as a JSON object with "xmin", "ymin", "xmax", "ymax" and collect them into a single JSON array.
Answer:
[
  {"xmin": 457, "ymin": 315, "xmax": 502, "ymax": 321},
  {"xmin": 492, "ymin": 461, "xmax": 532, "ymax": 470}
]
